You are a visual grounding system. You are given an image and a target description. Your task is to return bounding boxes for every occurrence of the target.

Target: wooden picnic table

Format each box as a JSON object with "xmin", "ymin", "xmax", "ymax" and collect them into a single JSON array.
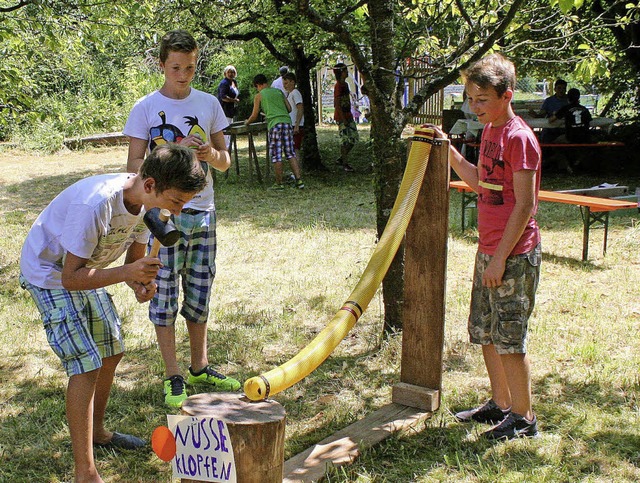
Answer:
[
  {"xmin": 450, "ymin": 180, "xmax": 637, "ymax": 261},
  {"xmin": 449, "ymin": 117, "xmax": 617, "ymax": 137},
  {"xmin": 223, "ymin": 121, "xmax": 269, "ymax": 183}
]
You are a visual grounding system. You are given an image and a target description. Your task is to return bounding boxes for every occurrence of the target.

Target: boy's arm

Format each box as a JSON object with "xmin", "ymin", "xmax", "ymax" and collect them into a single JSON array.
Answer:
[
  {"xmin": 126, "ymin": 137, "xmax": 149, "ymax": 174},
  {"xmin": 294, "ymin": 102, "xmax": 303, "ymax": 132},
  {"xmin": 61, "ymin": 247, "xmax": 161, "ymax": 293},
  {"xmin": 124, "ymin": 241, "xmax": 157, "ymax": 303},
  {"xmin": 425, "ymin": 125, "xmax": 480, "ymax": 190},
  {"xmin": 284, "ymin": 94, "xmax": 292, "ymax": 113},
  {"xmin": 245, "ymin": 93, "xmax": 262, "ymax": 125},
  {"xmin": 206, "ymin": 130, "xmax": 231, "ymax": 172},
  {"xmin": 482, "ymin": 169, "xmax": 537, "ymax": 287},
  {"xmin": 447, "ymin": 138, "xmax": 480, "ymax": 191}
]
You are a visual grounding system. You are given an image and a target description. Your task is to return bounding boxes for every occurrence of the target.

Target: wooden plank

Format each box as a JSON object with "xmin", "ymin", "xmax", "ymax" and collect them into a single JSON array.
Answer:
[
  {"xmin": 63, "ymin": 132, "xmax": 128, "ymax": 149},
  {"xmin": 392, "ymin": 382, "xmax": 439, "ymax": 411},
  {"xmin": 401, "ymin": 139, "xmax": 449, "ymax": 395},
  {"xmin": 558, "ymin": 186, "xmax": 628, "ymax": 198},
  {"xmin": 283, "ymin": 403, "xmax": 431, "ymax": 483},
  {"xmin": 464, "ymin": 141, "xmax": 624, "ymax": 148},
  {"xmin": 450, "ymin": 180, "xmax": 636, "ymax": 211}
]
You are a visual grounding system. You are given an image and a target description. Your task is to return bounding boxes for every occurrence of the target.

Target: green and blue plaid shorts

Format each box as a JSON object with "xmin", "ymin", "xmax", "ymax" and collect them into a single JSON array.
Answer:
[
  {"xmin": 20, "ymin": 275, "xmax": 124, "ymax": 376},
  {"xmin": 149, "ymin": 210, "xmax": 217, "ymax": 326}
]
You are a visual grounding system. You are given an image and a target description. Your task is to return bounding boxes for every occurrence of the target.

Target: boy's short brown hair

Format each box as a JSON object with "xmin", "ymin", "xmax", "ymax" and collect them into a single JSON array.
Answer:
[
  {"xmin": 159, "ymin": 30, "xmax": 198, "ymax": 63},
  {"xmin": 139, "ymin": 144, "xmax": 206, "ymax": 195},
  {"xmin": 461, "ymin": 53, "xmax": 516, "ymax": 97},
  {"xmin": 282, "ymin": 72, "xmax": 297, "ymax": 83},
  {"xmin": 333, "ymin": 62, "xmax": 348, "ymax": 79},
  {"xmin": 252, "ymin": 73, "xmax": 268, "ymax": 87}
]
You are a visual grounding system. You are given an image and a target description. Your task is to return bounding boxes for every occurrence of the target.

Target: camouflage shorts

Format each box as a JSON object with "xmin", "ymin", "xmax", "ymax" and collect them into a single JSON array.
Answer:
[
  {"xmin": 338, "ymin": 120, "xmax": 359, "ymax": 147},
  {"xmin": 468, "ymin": 244, "xmax": 541, "ymax": 354}
]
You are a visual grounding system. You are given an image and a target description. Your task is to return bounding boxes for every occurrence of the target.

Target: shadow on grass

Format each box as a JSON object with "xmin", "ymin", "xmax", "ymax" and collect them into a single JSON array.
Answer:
[
  {"xmin": 313, "ymin": 368, "xmax": 640, "ymax": 481},
  {"xmin": 3, "ymin": 323, "xmax": 638, "ymax": 481}
]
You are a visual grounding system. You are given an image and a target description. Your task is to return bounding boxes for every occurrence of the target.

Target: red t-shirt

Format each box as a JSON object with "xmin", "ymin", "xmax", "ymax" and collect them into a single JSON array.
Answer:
[
  {"xmin": 333, "ymin": 81, "xmax": 353, "ymax": 123},
  {"xmin": 477, "ymin": 116, "xmax": 542, "ymax": 255}
]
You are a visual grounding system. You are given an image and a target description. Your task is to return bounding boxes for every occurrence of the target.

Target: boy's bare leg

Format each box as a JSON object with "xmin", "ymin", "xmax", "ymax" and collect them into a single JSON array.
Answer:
[
  {"xmin": 288, "ymin": 156, "xmax": 301, "ymax": 179},
  {"xmin": 92, "ymin": 353, "xmax": 124, "ymax": 444},
  {"xmin": 500, "ymin": 352, "xmax": 533, "ymax": 420},
  {"xmin": 154, "ymin": 325, "xmax": 180, "ymax": 377},
  {"xmin": 186, "ymin": 320, "xmax": 209, "ymax": 372},
  {"xmin": 340, "ymin": 144, "xmax": 353, "ymax": 163},
  {"xmin": 67, "ymin": 370, "xmax": 103, "ymax": 483},
  {"xmin": 273, "ymin": 161, "xmax": 284, "ymax": 184},
  {"xmin": 482, "ymin": 344, "xmax": 511, "ymax": 410}
]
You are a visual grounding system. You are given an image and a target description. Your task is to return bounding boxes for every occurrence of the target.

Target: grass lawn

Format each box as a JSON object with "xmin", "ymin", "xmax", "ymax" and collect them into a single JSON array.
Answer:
[{"xmin": 0, "ymin": 125, "xmax": 639, "ymax": 482}]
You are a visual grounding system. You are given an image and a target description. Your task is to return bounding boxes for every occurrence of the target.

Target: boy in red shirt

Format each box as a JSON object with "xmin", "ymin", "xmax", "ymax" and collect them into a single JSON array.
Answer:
[
  {"xmin": 433, "ymin": 53, "xmax": 542, "ymax": 440},
  {"xmin": 333, "ymin": 63, "xmax": 359, "ymax": 172}
]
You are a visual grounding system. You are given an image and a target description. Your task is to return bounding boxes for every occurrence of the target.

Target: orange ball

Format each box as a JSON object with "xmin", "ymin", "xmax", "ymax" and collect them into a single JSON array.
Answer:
[{"xmin": 151, "ymin": 426, "xmax": 177, "ymax": 462}]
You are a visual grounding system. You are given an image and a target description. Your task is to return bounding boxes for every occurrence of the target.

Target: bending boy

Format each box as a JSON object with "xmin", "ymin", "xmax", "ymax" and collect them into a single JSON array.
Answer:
[
  {"xmin": 124, "ymin": 30, "xmax": 240, "ymax": 408},
  {"xmin": 20, "ymin": 145, "xmax": 206, "ymax": 482},
  {"xmin": 433, "ymin": 53, "xmax": 542, "ymax": 440},
  {"xmin": 245, "ymin": 73, "xmax": 304, "ymax": 190}
]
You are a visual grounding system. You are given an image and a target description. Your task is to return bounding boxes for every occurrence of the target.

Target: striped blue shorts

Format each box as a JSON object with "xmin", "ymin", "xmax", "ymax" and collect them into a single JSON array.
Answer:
[
  {"xmin": 19, "ymin": 275, "xmax": 124, "ymax": 377},
  {"xmin": 149, "ymin": 210, "xmax": 217, "ymax": 326},
  {"xmin": 268, "ymin": 123, "xmax": 295, "ymax": 163}
]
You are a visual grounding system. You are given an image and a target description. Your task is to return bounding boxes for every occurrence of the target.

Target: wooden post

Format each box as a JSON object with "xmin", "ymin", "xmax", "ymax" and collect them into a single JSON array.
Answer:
[
  {"xmin": 180, "ymin": 393, "xmax": 286, "ymax": 483},
  {"xmin": 392, "ymin": 139, "xmax": 450, "ymax": 412}
]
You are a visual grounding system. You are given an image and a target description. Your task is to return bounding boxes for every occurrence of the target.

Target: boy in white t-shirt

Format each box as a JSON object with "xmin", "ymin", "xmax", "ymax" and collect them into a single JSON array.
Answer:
[
  {"xmin": 19, "ymin": 144, "xmax": 206, "ymax": 483},
  {"xmin": 283, "ymin": 72, "xmax": 305, "ymax": 153},
  {"xmin": 123, "ymin": 30, "xmax": 240, "ymax": 409}
]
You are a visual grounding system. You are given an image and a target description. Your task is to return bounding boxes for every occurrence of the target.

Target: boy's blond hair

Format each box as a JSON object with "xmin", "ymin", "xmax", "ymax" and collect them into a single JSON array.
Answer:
[{"xmin": 461, "ymin": 53, "xmax": 516, "ymax": 96}]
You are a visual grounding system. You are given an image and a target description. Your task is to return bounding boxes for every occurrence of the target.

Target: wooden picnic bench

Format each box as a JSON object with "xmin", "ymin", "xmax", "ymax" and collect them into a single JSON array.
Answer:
[{"xmin": 450, "ymin": 180, "xmax": 637, "ymax": 261}]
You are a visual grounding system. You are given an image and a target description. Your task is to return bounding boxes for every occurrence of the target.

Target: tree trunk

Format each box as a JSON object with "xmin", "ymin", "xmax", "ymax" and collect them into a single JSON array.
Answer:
[
  {"xmin": 292, "ymin": 48, "xmax": 325, "ymax": 171},
  {"xmin": 369, "ymin": 0, "xmax": 406, "ymax": 334},
  {"xmin": 372, "ymin": 119, "xmax": 407, "ymax": 334}
]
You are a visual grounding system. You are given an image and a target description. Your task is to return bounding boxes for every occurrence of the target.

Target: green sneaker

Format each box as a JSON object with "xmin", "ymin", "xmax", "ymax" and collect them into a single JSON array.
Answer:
[
  {"xmin": 295, "ymin": 179, "xmax": 305, "ymax": 189},
  {"xmin": 269, "ymin": 183, "xmax": 285, "ymax": 191},
  {"xmin": 163, "ymin": 375, "xmax": 187, "ymax": 408},
  {"xmin": 187, "ymin": 366, "xmax": 241, "ymax": 391}
]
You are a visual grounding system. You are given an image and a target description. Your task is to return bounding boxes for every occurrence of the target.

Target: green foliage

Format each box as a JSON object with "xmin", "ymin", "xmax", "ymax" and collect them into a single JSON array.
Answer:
[{"xmin": 197, "ymin": 40, "xmax": 282, "ymax": 121}]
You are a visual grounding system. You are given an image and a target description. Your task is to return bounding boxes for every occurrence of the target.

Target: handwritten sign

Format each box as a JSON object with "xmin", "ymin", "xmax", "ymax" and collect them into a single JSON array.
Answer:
[{"xmin": 167, "ymin": 415, "xmax": 236, "ymax": 483}]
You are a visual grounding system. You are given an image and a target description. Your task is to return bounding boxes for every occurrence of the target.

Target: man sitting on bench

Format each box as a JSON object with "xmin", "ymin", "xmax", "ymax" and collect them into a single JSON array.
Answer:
[
  {"xmin": 548, "ymin": 88, "xmax": 593, "ymax": 173},
  {"xmin": 551, "ymin": 88, "xmax": 592, "ymax": 143}
]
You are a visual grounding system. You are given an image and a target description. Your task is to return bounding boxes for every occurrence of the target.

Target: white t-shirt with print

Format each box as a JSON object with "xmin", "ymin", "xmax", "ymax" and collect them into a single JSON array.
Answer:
[
  {"xmin": 20, "ymin": 173, "xmax": 149, "ymax": 290},
  {"xmin": 123, "ymin": 88, "xmax": 228, "ymax": 212},
  {"xmin": 287, "ymin": 89, "xmax": 304, "ymax": 127}
]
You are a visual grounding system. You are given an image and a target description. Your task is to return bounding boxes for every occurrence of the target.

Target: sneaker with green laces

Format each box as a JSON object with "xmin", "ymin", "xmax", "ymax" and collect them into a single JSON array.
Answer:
[
  {"xmin": 295, "ymin": 179, "xmax": 305, "ymax": 189},
  {"xmin": 187, "ymin": 365, "xmax": 241, "ymax": 391},
  {"xmin": 163, "ymin": 375, "xmax": 188, "ymax": 408}
]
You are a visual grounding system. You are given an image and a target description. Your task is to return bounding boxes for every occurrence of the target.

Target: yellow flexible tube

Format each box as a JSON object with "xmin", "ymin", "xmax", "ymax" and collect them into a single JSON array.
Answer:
[{"xmin": 244, "ymin": 127, "xmax": 436, "ymax": 400}]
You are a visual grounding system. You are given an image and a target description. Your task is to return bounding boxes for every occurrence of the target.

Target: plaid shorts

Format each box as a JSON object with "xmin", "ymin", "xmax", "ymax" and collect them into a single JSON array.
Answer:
[
  {"xmin": 468, "ymin": 244, "xmax": 541, "ymax": 354},
  {"xmin": 149, "ymin": 210, "xmax": 216, "ymax": 326},
  {"xmin": 338, "ymin": 120, "xmax": 359, "ymax": 147},
  {"xmin": 19, "ymin": 275, "xmax": 124, "ymax": 377},
  {"xmin": 269, "ymin": 123, "xmax": 296, "ymax": 163}
]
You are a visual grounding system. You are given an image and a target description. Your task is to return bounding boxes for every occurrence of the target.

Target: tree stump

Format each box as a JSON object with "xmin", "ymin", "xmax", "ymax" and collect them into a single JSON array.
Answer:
[{"xmin": 180, "ymin": 393, "xmax": 286, "ymax": 483}]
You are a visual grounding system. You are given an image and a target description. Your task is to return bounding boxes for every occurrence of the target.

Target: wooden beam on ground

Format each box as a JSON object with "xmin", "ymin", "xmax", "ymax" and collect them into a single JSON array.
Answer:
[
  {"xmin": 63, "ymin": 132, "xmax": 128, "ymax": 149},
  {"xmin": 283, "ymin": 403, "xmax": 431, "ymax": 482}
]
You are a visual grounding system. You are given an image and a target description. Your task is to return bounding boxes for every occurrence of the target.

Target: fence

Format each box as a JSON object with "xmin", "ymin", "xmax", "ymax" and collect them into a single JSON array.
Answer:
[{"xmin": 316, "ymin": 57, "xmax": 444, "ymax": 126}]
